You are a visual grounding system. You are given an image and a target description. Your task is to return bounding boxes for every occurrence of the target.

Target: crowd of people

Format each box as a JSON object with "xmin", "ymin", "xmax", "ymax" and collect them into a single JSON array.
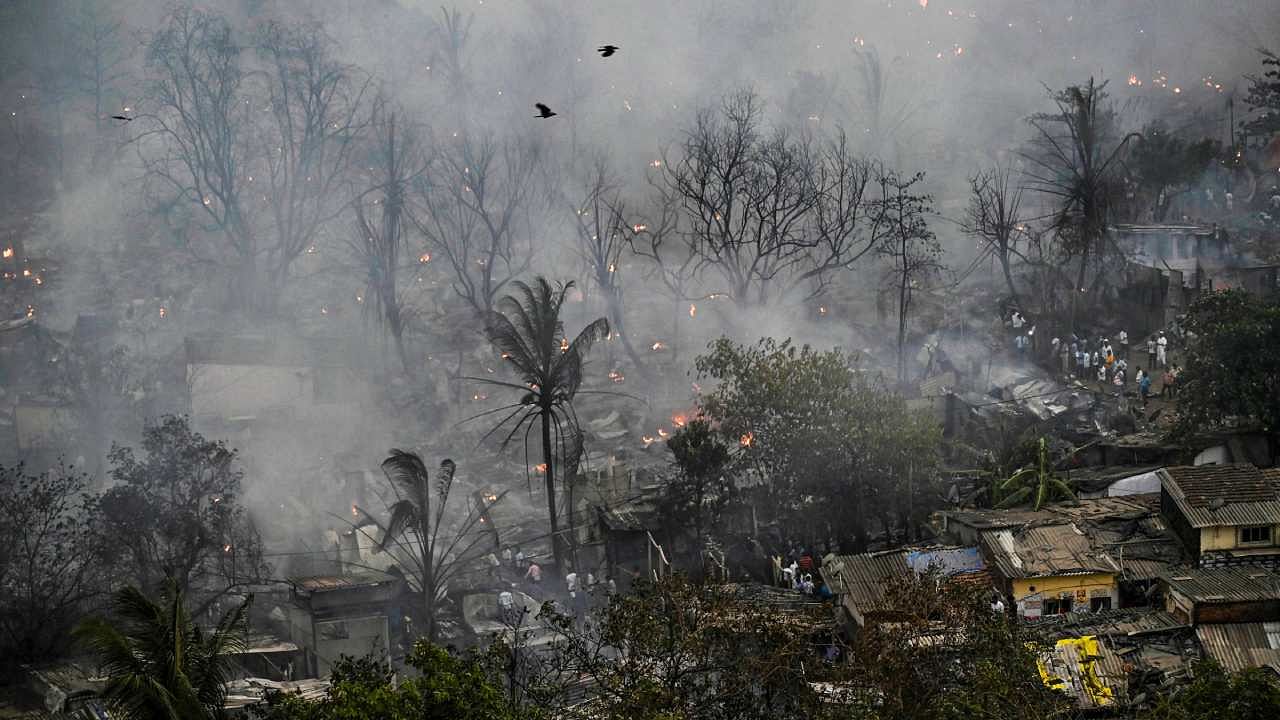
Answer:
[{"xmin": 1008, "ymin": 309, "xmax": 1183, "ymax": 404}]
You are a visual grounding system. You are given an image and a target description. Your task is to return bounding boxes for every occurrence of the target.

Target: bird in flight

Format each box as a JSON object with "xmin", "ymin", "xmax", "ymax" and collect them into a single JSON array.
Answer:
[
  {"xmin": 534, "ymin": 103, "xmax": 557, "ymax": 118},
  {"xmin": 110, "ymin": 115, "xmax": 134, "ymax": 121},
  {"xmin": 597, "ymin": 45, "xmax": 619, "ymax": 58}
]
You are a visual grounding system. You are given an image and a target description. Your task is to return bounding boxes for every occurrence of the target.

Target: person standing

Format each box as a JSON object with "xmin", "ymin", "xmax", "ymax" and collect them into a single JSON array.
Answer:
[
  {"xmin": 1117, "ymin": 329, "xmax": 1128, "ymax": 361},
  {"xmin": 1060, "ymin": 340, "xmax": 1071, "ymax": 375},
  {"xmin": 1139, "ymin": 370, "xmax": 1152, "ymax": 404},
  {"xmin": 1147, "ymin": 335, "xmax": 1158, "ymax": 369},
  {"xmin": 1015, "ymin": 333, "xmax": 1029, "ymax": 356},
  {"xmin": 502, "ymin": 546, "xmax": 513, "ymax": 568},
  {"xmin": 1157, "ymin": 331, "xmax": 1169, "ymax": 368},
  {"xmin": 1097, "ymin": 363, "xmax": 1107, "ymax": 392},
  {"xmin": 524, "ymin": 562, "xmax": 542, "ymax": 585},
  {"xmin": 515, "ymin": 547, "xmax": 526, "ymax": 570},
  {"xmin": 486, "ymin": 551, "xmax": 501, "ymax": 580}
]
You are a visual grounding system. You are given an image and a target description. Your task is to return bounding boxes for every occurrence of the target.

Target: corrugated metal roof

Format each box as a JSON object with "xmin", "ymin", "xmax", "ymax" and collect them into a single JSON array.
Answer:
[
  {"xmin": 1037, "ymin": 635, "xmax": 1121, "ymax": 709},
  {"xmin": 981, "ymin": 524, "xmax": 1120, "ymax": 579},
  {"xmin": 1160, "ymin": 567, "xmax": 1280, "ymax": 603},
  {"xmin": 1195, "ymin": 622, "xmax": 1280, "ymax": 673},
  {"xmin": 1160, "ymin": 465, "xmax": 1280, "ymax": 528},
  {"xmin": 943, "ymin": 494, "xmax": 1159, "ymax": 532},
  {"xmin": 822, "ymin": 550, "xmax": 910, "ymax": 610}
]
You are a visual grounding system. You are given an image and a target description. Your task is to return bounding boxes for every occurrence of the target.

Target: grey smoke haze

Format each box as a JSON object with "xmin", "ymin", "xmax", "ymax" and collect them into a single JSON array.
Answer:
[{"xmin": 2, "ymin": 0, "xmax": 1276, "ymax": 568}]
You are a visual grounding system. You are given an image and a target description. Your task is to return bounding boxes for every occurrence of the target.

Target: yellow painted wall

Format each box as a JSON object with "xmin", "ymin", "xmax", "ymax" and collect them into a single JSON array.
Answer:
[
  {"xmin": 1200, "ymin": 525, "xmax": 1280, "ymax": 552},
  {"xmin": 1014, "ymin": 573, "xmax": 1116, "ymax": 618}
]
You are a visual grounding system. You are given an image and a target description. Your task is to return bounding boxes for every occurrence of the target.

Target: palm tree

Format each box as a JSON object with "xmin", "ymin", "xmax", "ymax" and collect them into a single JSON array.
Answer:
[
  {"xmin": 73, "ymin": 583, "xmax": 249, "ymax": 720},
  {"xmin": 995, "ymin": 437, "xmax": 1076, "ymax": 510},
  {"xmin": 468, "ymin": 277, "xmax": 609, "ymax": 576},
  {"xmin": 364, "ymin": 451, "xmax": 503, "ymax": 642}
]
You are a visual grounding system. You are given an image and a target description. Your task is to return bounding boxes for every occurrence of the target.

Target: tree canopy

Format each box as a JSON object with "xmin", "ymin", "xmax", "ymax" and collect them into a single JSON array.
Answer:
[
  {"xmin": 695, "ymin": 337, "xmax": 941, "ymax": 552},
  {"xmin": 1173, "ymin": 290, "xmax": 1280, "ymax": 436}
]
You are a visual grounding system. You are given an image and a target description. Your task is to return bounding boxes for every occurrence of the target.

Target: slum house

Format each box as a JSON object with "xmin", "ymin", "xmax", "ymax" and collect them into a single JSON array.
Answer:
[
  {"xmin": 1159, "ymin": 567, "xmax": 1280, "ymax": 625},
  {"xmin": 1193, "ymin": 621, "xmax": 1280, "ymax": 675},
  {"xmin": 981, "ymin": 523, "xmax": 1121, "ymax": 618},
  {"xmin": 284, "ymin": 571, "xmax": 405, "ymax": 678},
  {"xmin": 820, "ymin": 546, "xmax": 988, "ymax": 632},
  {"xmin": 1030, "ymin": 609, "xmax": 1197, "ymax": 712},
  {"xmin": 937, "ymin": 494, "xmax": 1163, "ymax": 546},
  {"xmin": 1158, "ymin": 464, "xmax": 1280, "ymax": 568}
]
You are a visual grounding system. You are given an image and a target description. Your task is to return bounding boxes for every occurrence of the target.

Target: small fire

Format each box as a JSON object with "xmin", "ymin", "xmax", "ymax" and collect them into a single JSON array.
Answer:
[
  {"xmin": 641, "ymin": 435, "xmax": 656, "ymax": 447},
  {"xmin": 33, "ymin": 276, "xmax": 42, "ymax": 285},
  {"xmin": 656, "ymin": 427, "xmax": 670, "ymax": 439},
  {"xmin": 534, "ymin": 463, "xmax": 547, "ymax": 474},
  {"xmin": 651, "ymin": 341, "xmax": 667, "ymax": 352},
  {"xmin": 649, "ymin": 159, "xmax": 662, "ymax": 168},
  {"xmin": 26, "ymin": 305, "xmax": 35, "ymax": 318},
  {"xmin": 159, "ymin": 307, "xmax": 167, "ymax": 318},
  {"xmin": 419, "ymin": 252, "xmax": 432, "ymax": 263},
  {"xmin": 689, "ymin": 304, "xmax": 696, "ymax": 318},
  {"xmin": 608, "ymin": 263, "xmax": 616, "ymax": 273},
  {"xmin": 355, "ymin": 294, "xmax": 364, "ymax": 303},
  {"xmin": 1, "ymin": 247, "xmax": 12, "ymax": 258},
  {"xmin": 224, "ymin": 544, "xmax": 232, "ymax": 553},
  {"xmin": 501, "ymin": 352, "xmax": 511, "ymax": 359},
  {"xmin": 632, "ymin": 223, "xmax": 647, "ymax": 233},
  {"xmin": 472, "ymin": 392, "xmax": 488, "ymax": 401},
  {"xmin": 202, "ymin": 196, "xmax": 211, "ymax": 206},
  {"xmin": 306, "ymin": 245, "xmax": 317, "ymax": 254},
  {"xmin": 1127, "ymin": 74, "xmax": 1139, "ymax": 86},
  {"xmin": 739, "ymin": 431, "xmax": 755, "ymax": 448},
  {"xmin": 560, "ymin": 337, "xmax": 569, "ymax": 352},
  {"xmin": 21, "ymin": 268, "xmax": 30, "ymax": 277},
  {"xmin": 608, "ymin": 369, "xmax": 625, "ymax": 383},
  {"xmin": 672, "ymin": 414, "xmax": 687, "ymax": 428},
  {"xmin": 352, "ymin": 504, "xmax": 359, "ymax": 517},
  {"xmin": 320, "ymin": 306, "xmax": 329, "ymax": 315},
  {"xmin": 818, "ymin": 306, "xmax": 828, "ymax": 316}
]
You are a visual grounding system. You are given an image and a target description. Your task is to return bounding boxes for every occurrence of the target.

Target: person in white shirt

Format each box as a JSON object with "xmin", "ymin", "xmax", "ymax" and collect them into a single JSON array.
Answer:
[
  {"xmin": 1117, "ymin": 329, "xmax": 1128, "ymax": 358},
  {"xmin": 1157, "ymin": 331, "xmax": 1169, "ymax": 368},
  {"xmin": 566, "ymin": 570, "xmax": 579, "ymax": 594},
  {"xmin": 1011, "ymin": 311, "xmax": 1024, "ymax": 330}
]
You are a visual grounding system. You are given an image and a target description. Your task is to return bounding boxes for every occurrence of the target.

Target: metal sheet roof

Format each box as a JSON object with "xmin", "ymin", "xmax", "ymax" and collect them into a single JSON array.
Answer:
[
  {"xmin": 981, "ymin": 524, "xmax": 1120, "ymax": 579},
  {"xmin": 1195, "ymin": 622, "xmax": 1280, "ymax": 673},
  {"xmin": 821, "ymin": 550, "xmax": 910, "ymax": 610},
  {"xmin": 1160, "ymin": 567, "xmax": 1280, "ymax": 603},
  {"xmin": 1159, "ymin": 465, "xmax": 1280, "ymax": 528}
]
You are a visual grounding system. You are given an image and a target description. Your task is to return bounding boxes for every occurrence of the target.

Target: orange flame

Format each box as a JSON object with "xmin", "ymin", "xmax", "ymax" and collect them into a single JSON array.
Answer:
[
  {"xmin": 1, "ymin": 247, "xmax": 12, "ymax": 259},
  {"xmin": 534, "ymin": 463, "xmax": 547, "ymax": 474},
  {"xmin": 641, "ymin": 435, "xmax": 656, "ymax": 447},
  {"xmin": 560, "ymin": 337, "xmax": 569, "ymax": 352},
  {"xmin": 419, "ymin": 252, "xmax": 432, "ymax": 263},
  {"xmin": 656, "ymin": 427, "xmax": 670, "ymax": 439},
  {"xmin": 224, "ymin": 544, "xmax": 232, "ymax": 553},
  {"xmin": 740, "ymin": 431, "xmax": 755, "ymax": 448},
  {"xmin": 651, "ymin": 341, "xmax": 667, "ymax": 352},
  {"xmin": 608, "ymin": 370, "xmax": 625, "ymax": 384},
  {"xmin": 689, "ymin": 304, "xmax": 696, "ymax": 318},
  {"xmin": 672, "ymin": 414, "xmax": 687, "ymax": 428},
  {"xmin": 159, "ymin": 307, "xmax": 167, "ymax": 318},
  {"xmin": 633, "ymin": 223, "xmax": 647, "ymax": 233},
  {"xmin": 472, "ymin": 392, "xmax": 488, "ymax": 401}
]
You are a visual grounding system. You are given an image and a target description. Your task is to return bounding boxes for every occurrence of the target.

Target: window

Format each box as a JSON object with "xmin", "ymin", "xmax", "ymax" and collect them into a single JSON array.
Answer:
[
  {"xmin": 1090, "ymin": 596, "xmax": 1112, "ymax": 612},
  {"xmin": 1240, "ymin": 526, "xmax": 1272, "ymax": 545},
  {"xmin": 1043, "ymin": 597, "xmax": 1072, "ymax": 615}
]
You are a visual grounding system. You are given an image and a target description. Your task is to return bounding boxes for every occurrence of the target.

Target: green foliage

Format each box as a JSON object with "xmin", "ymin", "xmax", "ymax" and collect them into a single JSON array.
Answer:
[
  {"xmin": 695, "ymin": 337, "xmax": 942, "ymax": 550},
  {"xmin": 1243, "ymin": 48, "xmax": 1280, "ymax": 139},
  {"xmin": 660, "ymin": 419, "xmax": 734, "ymax": 550},
  {"xmin": 1172, "ymin": 290, "xmax": 1280, "ymax": 436},
  {"xmin": 845, "ymin": 574, "xmax": 1070, "ymax": 720},
  {"xmin": 994, "ymin": 437, "xmax": 1076, "ymax": 510},
  {"xmin": 536, "ymin": 576, "xmax": 827, "ymax": 720},
  {"xmin": 98, "ymin": 415, "xmax": 265, "ymax": 600},
  {"xmin": 0, "ymin": 461, "xmax": 103, "ymax": 669},
  {"xmin": 253, "ymin": 641, "xmax": 515, "ymax": 720},
  {"xmin": 1141, "ymin": 661, "xmax": 1280, "ymax": 720},
  {"xmin": 73, "ymin": 583, "xmax": 250, "ymax": 720},
  {"xmin": 1126, "ymin": 120, "xmax": 1220, "ymax": 222}
]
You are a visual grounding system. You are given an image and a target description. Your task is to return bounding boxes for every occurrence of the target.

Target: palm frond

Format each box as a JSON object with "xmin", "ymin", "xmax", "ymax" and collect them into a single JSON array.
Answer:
[
  {"xmin": 381, "ymin": 499, "xmax": 419, "ymax": 551},
  {"xmin": 380, "ymin": 448, "xmax": 430, "ymax": 504},
  {"xmin": 996, "ymin": 487, "xmax": 1033, "ymax": 508}
]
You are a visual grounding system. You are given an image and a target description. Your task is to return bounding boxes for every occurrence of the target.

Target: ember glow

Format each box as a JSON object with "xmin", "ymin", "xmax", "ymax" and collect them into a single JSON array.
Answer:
[
  {"xmin": 1, "ymin": 247, "xmax": 12, "ymax": 259},
  {"xmin": 671, "ymin": 413, "xmax": 687, "ymax": 428},
  {"xmin": 419, "ymin": 252, "xmax": 431, "ymax": 263},
  {"xmin": 534, "ymin": 463, "xmax": 547, "ymax": 474},
  {"xmin": 689, "ymin": 304, "xmax": 696, "ymax": 318},
  {"xmin": 608, "ymin": 369, "xmax": 625, "ymax": 383},
  {"xmin": 641, "ymin": 435, "xmax": 656, "ymax": 447},
  {"xmin": 656, "ymin": 427, "xmax": 670, "ymax": 439},
  {"xmin": 651, "ymin": 341, "xmax": 667, "ymax": 351},
  {"xmin": 739, "ymin": 431, "xmax": 755, "ymax": 448}
]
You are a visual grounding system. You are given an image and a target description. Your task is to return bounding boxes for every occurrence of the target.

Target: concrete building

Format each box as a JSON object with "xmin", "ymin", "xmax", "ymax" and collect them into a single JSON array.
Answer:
[
  {"xmin": 1159, "ymin": 465, "xmax": 1280, "ymax": 568},
  {"xmin": 286, "ymin": 571, "xmax": 405, "ymax": 678}
]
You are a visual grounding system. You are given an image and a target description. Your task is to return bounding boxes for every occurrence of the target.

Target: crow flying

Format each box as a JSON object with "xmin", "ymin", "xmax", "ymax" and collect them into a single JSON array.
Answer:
[
  {"xmin": 534, "ymin": 103, "xmax": 557, "ymax": 118},
  {"xmin": 110, "ymin": 115, "xmax": 134, "ymax": 121},
  {"xmin": 597, "ymin": 45, "xmax": 619, "ymax": 57}
]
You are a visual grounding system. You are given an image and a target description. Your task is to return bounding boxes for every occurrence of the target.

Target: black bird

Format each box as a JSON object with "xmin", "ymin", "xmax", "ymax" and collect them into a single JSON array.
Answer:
[
  {"xmin": 534, "ymin": 103, "xmax": 557, "ymax": 118},
  {"xmin": 597, "ymin": 45, "xmax": 619, "ymax": 58},
  {"xmin": 110, "ymin": 114, "xmax": 134, "ymax": 121}
]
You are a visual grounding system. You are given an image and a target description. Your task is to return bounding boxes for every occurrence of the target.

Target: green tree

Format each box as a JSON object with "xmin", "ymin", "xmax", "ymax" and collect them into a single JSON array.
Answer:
[
  {"xmin": 1172, "ymin": 290, "xmax": 1280, "ymax": 437},
  {"xmin": 844, "ymin": 573, "xmax": 1069, "ymax": 720},
  {"xmin": 253, "ymin": 642, "xmax": 516, "ymax": 720},
  {"xmin": 1243, "ymin": 48, "xmax": 1280, "ymax": 139},
  {"xmin": 661, "ymin": 419, "xmax": 733, "ymax": 561},
  {"xmin": 472, "ymin": 278, "xmax": 609, "ymax": 576},
  {"xmin": 74, "ymin": 583, "xmax": 250, "ymax": 720},
  {"xmin": 532, "ymin": 576, "xmax": 827, "ymax": 720},
  {"xmin": 1124, "ymin": 121, "xmax": 1219, "ymax": 222},
  {"xmin": 98, "ymin": 416, "xmax": 266, "ymax": 612},
  {"xmin": 0, "ymin": 462, "xmax": 104, "ymax": 669},
  {"xmin": 695, "ymin": 337, "xmax": 941, "ymax": 552},
  {"xmin": 1141, "ymin": 661, "xmax": 1280, "ymax": 720}
]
